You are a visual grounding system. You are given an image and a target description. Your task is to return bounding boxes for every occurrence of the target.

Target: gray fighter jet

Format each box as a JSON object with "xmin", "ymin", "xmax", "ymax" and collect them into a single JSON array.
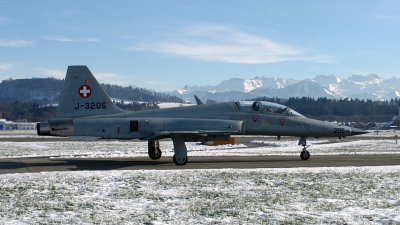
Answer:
[{"xmin": 37, "ymin": 66, "xmax": 367, "ymax": 166}]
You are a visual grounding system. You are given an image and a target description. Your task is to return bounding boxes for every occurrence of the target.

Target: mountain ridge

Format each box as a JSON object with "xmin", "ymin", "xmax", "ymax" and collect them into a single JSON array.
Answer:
[{"xmin": 170, "ymin": 74, "xmax": 400, "ymax": 103}]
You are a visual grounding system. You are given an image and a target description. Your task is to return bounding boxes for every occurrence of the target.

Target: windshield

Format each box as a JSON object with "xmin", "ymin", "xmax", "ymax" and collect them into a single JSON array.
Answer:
[{"xmin": 236, "ymin": 101, "xmax": 304, "ymax": 117}]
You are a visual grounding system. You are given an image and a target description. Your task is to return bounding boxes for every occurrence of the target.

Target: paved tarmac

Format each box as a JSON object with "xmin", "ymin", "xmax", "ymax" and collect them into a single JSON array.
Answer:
[
  {"xmin": 1, "ymin": 155, "xmax": 400, "ymax": 174},
  {"xmin": 1, "ymin": 135, "xmax": 400, "ymax": 174}
]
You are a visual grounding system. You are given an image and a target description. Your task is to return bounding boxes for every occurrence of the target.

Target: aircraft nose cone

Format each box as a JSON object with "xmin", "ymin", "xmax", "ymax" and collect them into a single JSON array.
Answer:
[{"xmin": 351, "ymin": 128, "xmax": 368, "ymax": 136}]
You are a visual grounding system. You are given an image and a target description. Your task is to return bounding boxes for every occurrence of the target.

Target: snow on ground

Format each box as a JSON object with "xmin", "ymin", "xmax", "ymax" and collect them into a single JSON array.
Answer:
[
  {"xmin": 1, "ymin": 130, "xmax": 400, "ymax": 224},
  {"xmin": 0, "ymin": 167, "xmax": 399, "ymax": 224}
]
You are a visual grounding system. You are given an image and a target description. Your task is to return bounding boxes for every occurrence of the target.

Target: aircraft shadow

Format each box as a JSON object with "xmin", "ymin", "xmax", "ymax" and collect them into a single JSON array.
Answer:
[
  {"xmin": 0, "ymin": 156, "xmax": 303, "ymax": 174},
  {"xmin": 3, "ymin": 155, "xmax": 397, "ymax": 174}
]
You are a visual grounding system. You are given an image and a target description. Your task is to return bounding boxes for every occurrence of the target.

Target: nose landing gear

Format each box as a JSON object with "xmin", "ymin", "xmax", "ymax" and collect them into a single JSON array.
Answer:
[
  {"xmin": 300, "ymin": 149, "xmax": 310, "ymax": 160},
  {"xmin": 148, "ymin": 140, "xmax": 162, "ymax": 160},
  {"xmin": 298, "ymin": 137, "xmax": 310, "ymax": 160}
]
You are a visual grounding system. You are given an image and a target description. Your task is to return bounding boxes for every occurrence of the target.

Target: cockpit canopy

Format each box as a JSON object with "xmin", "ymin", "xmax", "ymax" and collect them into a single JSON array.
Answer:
[{"xmin": 236, "ymin": 101, "xmax": 304, "ymax": 117}]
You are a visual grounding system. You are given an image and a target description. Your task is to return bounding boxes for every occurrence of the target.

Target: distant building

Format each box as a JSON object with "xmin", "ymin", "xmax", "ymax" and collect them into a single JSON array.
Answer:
[{"xmin": 0, "ymin": 119, "xmax": 36, "ymax": 130}]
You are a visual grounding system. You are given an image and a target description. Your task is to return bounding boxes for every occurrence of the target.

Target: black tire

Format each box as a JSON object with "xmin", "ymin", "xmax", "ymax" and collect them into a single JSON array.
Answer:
[
  {"xmin": 300, "ymin": 151, "xmax": 310, "ymax": 160},
  {"xmin": 148, "ymin": 147, "xmax": 162, "ymax": 160},
  {"xmin": 173, "ymin": 154, "xmax": 188, "ymax": 166}
]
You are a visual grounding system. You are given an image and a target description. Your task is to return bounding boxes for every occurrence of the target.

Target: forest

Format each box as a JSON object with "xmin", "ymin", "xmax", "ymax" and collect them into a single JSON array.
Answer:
[
  {"xmin": 101, "ymin": 84, "xmax": 183, "ymax": 103},
  {"xmin": 253, "ymin": 96, "xmax": 399, "ymax": 123}
]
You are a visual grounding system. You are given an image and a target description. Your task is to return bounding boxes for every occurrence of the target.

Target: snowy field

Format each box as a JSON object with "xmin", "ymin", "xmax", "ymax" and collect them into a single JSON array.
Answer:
[
  {"xmin": 1, "ymin": 130, "xmax": 400, "ymax": 224},
  {"xmin": 1, "ymin": 167, "xmax": 399, "ymax": 224}
]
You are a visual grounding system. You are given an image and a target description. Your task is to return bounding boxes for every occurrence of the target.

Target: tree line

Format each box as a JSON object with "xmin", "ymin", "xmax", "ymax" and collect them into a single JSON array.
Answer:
[
  {"xmin": 101, "ymin": 84, "xmax": 184, "ymax": 103},
  {"xmin": 0, "ymin": 102, "xmax": 57, "ymax": 122},
  {"xmin": 0, "ymin": 78, "xmax": 62, "ymax": 105},
  {"xmin": 252, "ymin": 96, "xmax": 399, "ymax": 122}
]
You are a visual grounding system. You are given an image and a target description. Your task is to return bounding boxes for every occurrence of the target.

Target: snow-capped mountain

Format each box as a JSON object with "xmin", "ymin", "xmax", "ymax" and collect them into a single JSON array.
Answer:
[
  {"xmin": 213, "ymin": 76, "xmax": 297, "ymax": 93},
  {"xmin": 169, "ymin": 74, "xmax": 400, "ymax": 103},
  {"xmin": 176, "ymin": 76, "xmax": 296, "ymax": 95}
]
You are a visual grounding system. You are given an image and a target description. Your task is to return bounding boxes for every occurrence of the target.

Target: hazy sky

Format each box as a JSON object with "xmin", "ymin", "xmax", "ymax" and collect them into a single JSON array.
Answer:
[{"xmin": 1, "ymin": 0, "xmax": 399, "ymax": 91}]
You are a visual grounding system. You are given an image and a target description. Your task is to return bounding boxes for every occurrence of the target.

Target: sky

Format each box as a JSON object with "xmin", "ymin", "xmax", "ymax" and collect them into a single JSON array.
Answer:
[{"xmin": 1, "ymin": 0, "xmax": 400, "ymax": 91}]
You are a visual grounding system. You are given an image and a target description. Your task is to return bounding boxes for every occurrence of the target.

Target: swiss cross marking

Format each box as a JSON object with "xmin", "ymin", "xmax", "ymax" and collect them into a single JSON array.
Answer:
[
  {"xmin": 251, "ymin": 115, "xmax": 259, "ymax": 122},
  {"xmin": 279, "ymin": 118, "xmax": 286, "ymax": 126},
  {"xmin": 79, "ymin": 85, "xmax": 92, "ymax": 98}
]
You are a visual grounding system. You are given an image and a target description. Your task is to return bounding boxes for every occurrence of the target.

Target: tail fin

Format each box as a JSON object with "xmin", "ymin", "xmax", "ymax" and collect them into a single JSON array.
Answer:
[
  {"xmin": 56, "ymin": 66, "xmax": 124, "ymax": 118},
  {"xmin": 194, "ymin": 95, "xmax": 204, "ymax": 105}
]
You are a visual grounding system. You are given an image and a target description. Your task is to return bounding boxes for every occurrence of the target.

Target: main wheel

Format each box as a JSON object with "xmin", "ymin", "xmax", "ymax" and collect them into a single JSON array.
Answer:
[
  {"xmin": 148, "ymin": 147, "xmax": 162, "ymax": 160},
  {"xmin": 173, "ymin": 154, "xmax": 188, "ymax": 166},
  {"xmin": 300, "ymin": 151, "xmax": 310, "ymax": 160}
]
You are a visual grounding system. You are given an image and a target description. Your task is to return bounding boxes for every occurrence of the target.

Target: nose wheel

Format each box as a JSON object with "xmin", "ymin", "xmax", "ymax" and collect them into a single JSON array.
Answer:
[
  {"xmin": 298, "ymin": 137, "xmax": 310, "ymax": 160},
  {"xmin": 300, "ymin": 150, "xmax": 310, "ymax": 160}
]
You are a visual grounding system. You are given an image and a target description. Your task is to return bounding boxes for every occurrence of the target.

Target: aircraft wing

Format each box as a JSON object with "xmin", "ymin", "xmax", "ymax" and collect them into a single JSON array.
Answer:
[
  {"xmin": 68, "ymin": 136, "xmax": 101, "ymax": 141},
  {"xmin": 143, "ymin": 119, "xmax": 245, "ymax": 140},
  {"xmin": 144, "ymin": 130, "xmax": 241, "ymax": 140}
]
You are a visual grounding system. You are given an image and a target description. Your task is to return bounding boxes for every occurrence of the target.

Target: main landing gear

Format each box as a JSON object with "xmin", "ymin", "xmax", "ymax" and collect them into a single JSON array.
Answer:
[
  {"xmin": 298, "ymin": 137, "xmax": 310, "ymax": 160},
  {"xmin": 173, "ymin": 154, "xmax": 188, "ymax": 166},
  {"xmin": 148, "ymin": 140, "xmax": 162, "ymax": 160},
  {"xmin": 171, "ymin": 135, "xmax": 188, "ymax": 166}
]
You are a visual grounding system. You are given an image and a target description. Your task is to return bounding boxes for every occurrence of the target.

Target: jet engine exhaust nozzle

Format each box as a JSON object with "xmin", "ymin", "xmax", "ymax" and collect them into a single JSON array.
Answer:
[{"xmin": 37, "ymin": 122, "xmax": 51, "ymax": 136}]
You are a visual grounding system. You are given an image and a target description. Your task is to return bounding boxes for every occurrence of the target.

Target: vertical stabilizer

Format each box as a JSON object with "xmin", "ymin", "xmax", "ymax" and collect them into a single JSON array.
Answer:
[
  {"xmin": 194, "ymin": 95, "xmax": 204, "ymax": 105},
  {"xmin": 56, "ymin": 66, "xmax": 124, "ymax": 118}
]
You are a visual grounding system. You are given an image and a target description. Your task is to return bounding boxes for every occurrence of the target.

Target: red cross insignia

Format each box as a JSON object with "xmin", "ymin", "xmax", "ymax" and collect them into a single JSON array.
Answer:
[
  {"xmin": 78, "ymin": 85, "xmax": 91, "ymax": 98},
  {"xmin": 251, "ymin": 115, "xmax": 259, "ymax": 122},
  {"xmin": 279, "ymin": 118, "xmax": 286, "ymax": 126}
]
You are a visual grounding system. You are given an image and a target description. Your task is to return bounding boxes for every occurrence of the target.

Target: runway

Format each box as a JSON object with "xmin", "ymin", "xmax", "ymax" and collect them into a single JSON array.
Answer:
[{"xmin": 1, "ymin": 154, "xmax": 400, "ymax": 174}]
